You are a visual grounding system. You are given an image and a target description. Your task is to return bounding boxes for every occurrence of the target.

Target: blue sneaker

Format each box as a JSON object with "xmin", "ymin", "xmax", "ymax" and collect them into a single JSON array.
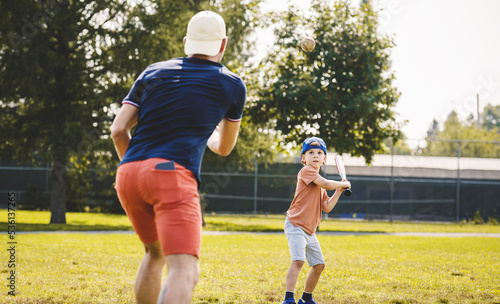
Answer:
[
  {"xmin": 298, "ymin": 299, "xmax": 317, "ymax": 304},
  {"xmin": 282, "ymin": 298, "xmax": 296, "ymax": 304}
]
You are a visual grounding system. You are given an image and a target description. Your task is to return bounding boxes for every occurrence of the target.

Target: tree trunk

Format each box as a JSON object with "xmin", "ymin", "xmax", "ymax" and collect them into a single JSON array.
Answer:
[{"xmin": 50, "ymin": 161, "xmax": 67, "ymax": 224}]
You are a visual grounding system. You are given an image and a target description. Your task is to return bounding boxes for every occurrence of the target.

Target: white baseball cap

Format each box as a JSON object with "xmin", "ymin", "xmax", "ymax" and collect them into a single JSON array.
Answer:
[{"xmin": 184, "ymin": 11, "xmax": 226, "ymax": 57}]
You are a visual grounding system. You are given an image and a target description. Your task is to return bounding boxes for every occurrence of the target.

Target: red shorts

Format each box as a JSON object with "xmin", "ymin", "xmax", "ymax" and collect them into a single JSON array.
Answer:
[{"xmin": 115, "ymin": 158, "xmax": 201, "ymax": 258}]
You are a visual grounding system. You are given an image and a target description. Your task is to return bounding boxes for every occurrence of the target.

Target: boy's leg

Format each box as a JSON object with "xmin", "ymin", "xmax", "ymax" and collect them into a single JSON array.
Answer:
[
  {"xmin": 301, "ymin": 233, "xmax": 326, "ymax": 299},
  {"xmin": 286, "ymin": 260, "xmax": 305, "ymax": 291},
  {"xmin": 284, "ymin": 218, "xmax": 308, "ymax": 294},
  {"xmin": 304, "ymin": 263, "xmax": 325, "ymax": 293},
  {"xmin": 135, "ymin": 240, "xmax": 165, "ymax": 304}
]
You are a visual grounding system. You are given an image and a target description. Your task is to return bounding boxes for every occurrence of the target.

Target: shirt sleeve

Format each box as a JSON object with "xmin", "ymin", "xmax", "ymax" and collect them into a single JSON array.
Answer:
[
  {"xmin": 122, "ymin": 70, "xmax": 147, "ymax": 108},
  {"xmin": 224, "ymin": 81, "xmax": 247, "ymax": 122},
  {"xmin": 300, "ymin": 166, "xmax": 320, "ymax": 185}
]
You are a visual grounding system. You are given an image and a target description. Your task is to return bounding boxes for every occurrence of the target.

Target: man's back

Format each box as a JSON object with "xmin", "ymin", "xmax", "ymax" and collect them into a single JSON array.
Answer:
[{"xmin": 120, "ymin": 57, "xmax": 246, "ymax": 183}]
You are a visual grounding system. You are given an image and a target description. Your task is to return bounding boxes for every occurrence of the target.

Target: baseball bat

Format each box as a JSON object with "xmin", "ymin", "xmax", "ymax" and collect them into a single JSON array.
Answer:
[{"xmin": 334, "ymin": 155, "xmax": 352, "ymax": 197}]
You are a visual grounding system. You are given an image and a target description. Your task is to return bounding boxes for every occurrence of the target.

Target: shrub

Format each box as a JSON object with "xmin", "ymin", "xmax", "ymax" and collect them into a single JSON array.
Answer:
[
  {"xmin": 487, "ymin": 216, "xmax": 499, "ymax": 225},
  {"xmin": 472, "ymin": 211, "xmax": 484, "ymax": 225}
]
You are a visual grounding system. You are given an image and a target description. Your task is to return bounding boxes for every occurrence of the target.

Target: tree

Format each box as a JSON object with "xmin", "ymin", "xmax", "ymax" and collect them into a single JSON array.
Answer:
[
  {"xmin": 0, "ymin": 0, "xmax": 263, "ymax": 222},
  {"xmin": 427, "ymin": 119, "xmax": 439, "ymax": 138},
  {"xmin": 201, "ymin": 0, "xmax": 280, "ymax": 171},
  {"xmin": 482, "ymin": 104, "xmax": 500, "ymax": 131},
  {"xmin": 1, "ymin": 0, "xmax": 126, "ymax": 223},
  {"xmin": 380, "ymin": 136, "xmax": 412, "ymax": 155},
  {"xmin": 424, "ymin": 111, "xmax": 500, "ymax": 157},
  {"xmin": 247, "ymin": 0, "xmax": 402, "ymax": 163}
]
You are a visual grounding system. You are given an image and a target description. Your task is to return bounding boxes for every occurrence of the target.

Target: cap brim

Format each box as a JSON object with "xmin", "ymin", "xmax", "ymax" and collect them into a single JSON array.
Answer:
[{"xmin": 184, "ymin": 38, "xmax": 222, "ymax": 57}]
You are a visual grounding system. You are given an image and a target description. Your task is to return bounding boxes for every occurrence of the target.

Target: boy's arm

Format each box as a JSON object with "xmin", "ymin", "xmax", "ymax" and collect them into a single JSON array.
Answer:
[
  {"xmin": 207, "ymin": 118, "xmax": 241, "ymax": 157},
  {"xmin": 322, "ymin": 188, "xmax": 343, "ymax": 213},
  {"xmin": 313, "ymin": 176, "xmax": 351, "ymax": 191},
  {"xmin": 314, "ymin": 176, "xmax": 351, "ymax": 213}
]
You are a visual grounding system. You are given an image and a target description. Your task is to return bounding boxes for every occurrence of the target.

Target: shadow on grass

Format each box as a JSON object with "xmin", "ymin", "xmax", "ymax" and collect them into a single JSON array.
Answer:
[
  {"xmin": 203, "ymin": 221, "xmax": 284, "ymax": 232},
  {"xmin": 317, "ymin": 230, "xmax": 391, "ymax": 235},
  {"xmin": 0, "ymin": 223, "xmax": 134, "ymax": 232},
  {"xmin": 2, "ymin": 220, "xmax": 387, "ymax": 234},
  {"xmin": 317, "ymin": 227, "xmax": 388, "ymax": 234},
  {"xmin": 203, "ymin": 221, "xmax": 388, "ymax": 234}
]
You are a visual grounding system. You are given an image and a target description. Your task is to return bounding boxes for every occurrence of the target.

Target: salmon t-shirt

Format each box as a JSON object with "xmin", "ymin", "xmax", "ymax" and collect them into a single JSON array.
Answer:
[{"xmin": 287, "ymin": 165, "xmax": 330, "ymax": 235}]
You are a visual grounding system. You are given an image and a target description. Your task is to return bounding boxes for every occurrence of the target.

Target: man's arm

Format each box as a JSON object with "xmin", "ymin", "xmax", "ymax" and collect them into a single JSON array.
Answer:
[
  {"xmin": 110, "ymin": 104, "xmax": 139, "ymax": 160},
  {"xmin": 207, "ymin": 118, "xmax": 241, "ymax": 156}
]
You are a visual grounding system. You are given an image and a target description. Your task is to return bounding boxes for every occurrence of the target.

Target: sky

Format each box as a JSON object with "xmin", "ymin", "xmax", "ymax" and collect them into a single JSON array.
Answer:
[{"xmin": 257, "ymin": 0, "xmax": 500, "ymax": 146}]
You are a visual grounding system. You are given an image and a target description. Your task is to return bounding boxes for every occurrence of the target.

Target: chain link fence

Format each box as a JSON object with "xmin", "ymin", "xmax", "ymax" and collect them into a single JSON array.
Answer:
[{"xmin": 1, "ymin": 141, "xmax": 499, "ymax": 222}]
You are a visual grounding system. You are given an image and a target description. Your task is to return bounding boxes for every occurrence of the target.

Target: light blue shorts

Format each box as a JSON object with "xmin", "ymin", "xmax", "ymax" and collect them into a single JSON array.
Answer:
[{"xmin": 284, "ymin": 217, "xmax": 325, "ymax": 266}]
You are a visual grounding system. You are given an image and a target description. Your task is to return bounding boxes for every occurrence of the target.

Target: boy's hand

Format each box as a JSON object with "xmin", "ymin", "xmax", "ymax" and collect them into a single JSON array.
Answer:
[
  {"xmin": 342, "ymin": 180, "xmax": 351, "ymax": 189},
  {"xmin": 342, "ymin": 179, "xmax": 352, "ymax": 196}
]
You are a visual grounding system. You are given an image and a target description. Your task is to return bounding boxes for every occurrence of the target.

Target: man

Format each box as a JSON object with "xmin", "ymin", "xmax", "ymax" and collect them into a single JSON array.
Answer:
[{"xmin": 110, "ymin": 11, "xmax": 246, "ymax": 304}]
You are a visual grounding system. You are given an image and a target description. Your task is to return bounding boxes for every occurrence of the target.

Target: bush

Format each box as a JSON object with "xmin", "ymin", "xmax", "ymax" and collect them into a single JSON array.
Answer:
[
  {"xmin": 487, "ymin": 216, "xmax": 499, "ymax": 225},
  {"xmin": 472, "ymin": 211, "xmax": 484, "ymax": 225}
]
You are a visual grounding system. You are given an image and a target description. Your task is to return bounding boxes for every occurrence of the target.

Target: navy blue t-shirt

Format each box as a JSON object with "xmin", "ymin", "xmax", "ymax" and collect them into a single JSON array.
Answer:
[{"xmin": 119, "ymin": 57, "xmax": 246, "ymax": 184}]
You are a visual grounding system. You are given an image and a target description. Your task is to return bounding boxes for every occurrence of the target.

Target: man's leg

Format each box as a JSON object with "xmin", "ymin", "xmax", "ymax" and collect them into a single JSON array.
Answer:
[
  {"xmin": 285, "ymin": 260, "xmax": 305, "ymax": 292},
  {"xmin": 303, "ymin": 263, "xmax": 325, "ymax": 293},
  {"xmin": 158, "ymin": 254, "xmax": 199, "ymax": 304},
  {"xmin": 115, "ymin": 162, "xmax": 166, "ymax": 304},
  {"xmin": 135, "ymin": 240, "xmax": 165, "ymax": 304},
  {"xmin": 149, "ymin": 161, "xmax": 201, "ymax": 304}
]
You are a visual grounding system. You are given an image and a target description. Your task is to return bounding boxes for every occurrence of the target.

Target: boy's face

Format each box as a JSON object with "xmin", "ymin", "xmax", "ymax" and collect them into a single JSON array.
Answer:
[{"xmin": 302, "ymin": 148, "xmax": 327, "ymax": 170}]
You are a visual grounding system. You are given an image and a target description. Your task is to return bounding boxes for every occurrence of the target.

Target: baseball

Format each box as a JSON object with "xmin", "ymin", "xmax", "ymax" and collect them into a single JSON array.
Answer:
[{"xmin": 300, "ymin": 37, "xmax": 316, "ymax": 52}]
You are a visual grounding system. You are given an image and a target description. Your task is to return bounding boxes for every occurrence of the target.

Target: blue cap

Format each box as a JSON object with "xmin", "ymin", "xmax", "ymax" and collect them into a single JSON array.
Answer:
[{"xmin": 301, "ymin": 137, "xmax": 327, "ymax": 154}]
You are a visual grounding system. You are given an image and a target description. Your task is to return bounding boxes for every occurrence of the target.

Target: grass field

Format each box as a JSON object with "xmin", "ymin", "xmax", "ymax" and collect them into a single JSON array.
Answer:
[
  {"xmin": 1, "ymin": 211, "xmax": 500, "ymax": 303},
  {"xmin": 3, "ymin": 210, "xmax": 500, "ymax": 233}
]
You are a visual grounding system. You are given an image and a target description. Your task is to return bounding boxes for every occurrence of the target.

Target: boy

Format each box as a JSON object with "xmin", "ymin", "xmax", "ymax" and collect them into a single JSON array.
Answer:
[{"xmin": 282, "ymin": 137, "xmax": 351, "ymax": 304}]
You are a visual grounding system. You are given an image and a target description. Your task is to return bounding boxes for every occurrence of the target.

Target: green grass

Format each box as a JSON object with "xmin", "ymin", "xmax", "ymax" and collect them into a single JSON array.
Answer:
[
  {"xmin": 204, "ymin": 214, "xmax": 500, "ymax": 234},
  {"xmin": 2, "ymin": 210, "xmax": 500, "ymax": 233},
  {"xmin": 1, "ymin": 233, "xmax": 499, "ymax": 303},
  {"xmin": 0, "ymin": 210, "xmax": 134, "ymax": 232}
]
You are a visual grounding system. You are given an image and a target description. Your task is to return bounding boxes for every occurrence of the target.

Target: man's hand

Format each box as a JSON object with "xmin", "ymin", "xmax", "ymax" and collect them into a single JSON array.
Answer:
[{"xmin": 207, "ymin": 118, "xmax": 241, "ymax": 156}]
